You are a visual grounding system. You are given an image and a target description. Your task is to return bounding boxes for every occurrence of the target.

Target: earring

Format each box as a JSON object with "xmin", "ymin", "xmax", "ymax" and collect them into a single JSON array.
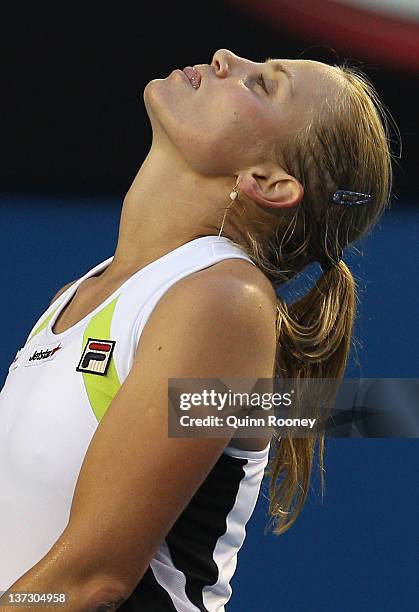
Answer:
[{"xmin": 217, "ymin": 178, "xmax": 240, "ymax": 240}]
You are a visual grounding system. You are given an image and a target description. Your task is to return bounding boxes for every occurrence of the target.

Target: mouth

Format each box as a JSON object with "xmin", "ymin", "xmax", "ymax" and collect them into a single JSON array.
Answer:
[{"xmin": 182, "ymin": 66, "xmax": 201, "ymax": 89}]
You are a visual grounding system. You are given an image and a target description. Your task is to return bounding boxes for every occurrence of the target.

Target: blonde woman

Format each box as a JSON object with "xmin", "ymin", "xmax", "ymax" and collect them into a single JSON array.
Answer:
[{"xmin": 0, "ymin": 48, "xmax": 397, "ymax": 610}]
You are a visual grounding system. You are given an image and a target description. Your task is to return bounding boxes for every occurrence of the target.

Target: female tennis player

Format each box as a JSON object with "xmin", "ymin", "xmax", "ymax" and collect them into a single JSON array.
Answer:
[{"xmin": 0, "ymin": 48, "xmax": 396, "ymax": 610}]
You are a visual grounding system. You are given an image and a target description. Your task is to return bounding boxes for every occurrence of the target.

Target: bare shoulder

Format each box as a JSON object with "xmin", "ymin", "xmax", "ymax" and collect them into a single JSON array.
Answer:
[
  {"xmin": 200, "ymin": 256, "xmax": 276, "ymax": 296},
  {"xmin": 168, "ymin": 256, "xmax": 277, "ymax": 319},
  {"xmin": 135, "ymin": 256, "xmax": 278, "ymax": 381}
]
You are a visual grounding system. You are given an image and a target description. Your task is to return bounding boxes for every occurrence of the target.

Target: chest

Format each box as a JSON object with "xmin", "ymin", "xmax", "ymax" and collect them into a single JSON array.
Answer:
[{"xmin": 52, "ymin": 278, "xmax": 125, "ymax": 335}]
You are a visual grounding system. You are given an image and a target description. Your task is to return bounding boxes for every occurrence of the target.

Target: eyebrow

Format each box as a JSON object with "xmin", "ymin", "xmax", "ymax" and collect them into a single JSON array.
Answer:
[{"xmin": 265, "ymin": 58, "xmax": 295, "ymax": 98}]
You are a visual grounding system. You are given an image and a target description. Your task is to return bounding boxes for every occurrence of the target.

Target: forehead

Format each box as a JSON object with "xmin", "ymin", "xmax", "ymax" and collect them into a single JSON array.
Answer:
[
  {"xmin": 280, "ymin": 58, "xmax": 338, "ymax": 74},
  {"xmin": 277, "ymin": 59, "xmax": 344, "ymax": 112},
  {"xmin": 280, "ymin": 59, "xmax": 341, "ymax": 88}
]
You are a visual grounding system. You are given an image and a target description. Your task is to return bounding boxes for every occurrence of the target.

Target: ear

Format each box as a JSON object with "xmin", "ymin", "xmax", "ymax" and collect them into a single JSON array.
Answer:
[{"xmin": 237, "ymin": 168, "xmax": 304, "ymax": 211}]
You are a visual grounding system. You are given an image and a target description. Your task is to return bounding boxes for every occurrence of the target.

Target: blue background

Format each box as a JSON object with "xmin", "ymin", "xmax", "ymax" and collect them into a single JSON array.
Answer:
[{"xmin": 0, "ymin": 192, "xmax": 417, "ymax": 611}]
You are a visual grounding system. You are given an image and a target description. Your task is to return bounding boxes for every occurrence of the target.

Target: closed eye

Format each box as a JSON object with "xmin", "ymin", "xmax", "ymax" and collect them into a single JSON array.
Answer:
[{"xmin": 256, "ymin": 73, "xmax": 269, "ymax": 94}]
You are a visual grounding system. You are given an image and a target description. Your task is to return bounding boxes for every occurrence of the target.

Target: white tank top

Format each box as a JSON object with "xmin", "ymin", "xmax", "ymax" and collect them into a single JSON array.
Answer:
[{"xmin": 0, "ymin": 235, "xmax": 271, "ymax": 610}]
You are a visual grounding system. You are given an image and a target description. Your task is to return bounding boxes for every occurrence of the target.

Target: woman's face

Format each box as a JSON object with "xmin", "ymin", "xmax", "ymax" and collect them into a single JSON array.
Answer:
[{"xmin": 144, "ymin": 49, "xmax": 342, "ymax": 176}]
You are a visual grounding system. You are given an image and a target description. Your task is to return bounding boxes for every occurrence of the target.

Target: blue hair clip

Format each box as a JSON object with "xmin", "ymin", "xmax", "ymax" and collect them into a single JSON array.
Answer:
[{"xmin": 332, "ymin": 190, "xmax": 373, "ymax": 206}]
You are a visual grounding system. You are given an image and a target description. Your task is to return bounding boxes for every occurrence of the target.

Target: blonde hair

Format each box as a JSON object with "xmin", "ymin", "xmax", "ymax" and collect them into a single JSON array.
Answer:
[{"xmin": 222, "ymin": 62, "xmax": 401, "ymax": 535}]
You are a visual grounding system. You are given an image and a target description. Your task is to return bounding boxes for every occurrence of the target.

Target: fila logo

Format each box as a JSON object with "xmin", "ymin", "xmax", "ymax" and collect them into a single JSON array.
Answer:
[
  {"xmin": 24, "ymin": 343, "xmax": 62, "ymax": 367},
  {"xmin": 76, "ymin": 338, "xmax": 116, "ymax": 376}
]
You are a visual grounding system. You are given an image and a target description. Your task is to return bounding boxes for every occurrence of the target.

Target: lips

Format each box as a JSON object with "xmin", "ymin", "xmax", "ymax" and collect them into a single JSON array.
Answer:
[{"xmin": 182, "ymin": 66, "xmax": 201, "ymax": 89}]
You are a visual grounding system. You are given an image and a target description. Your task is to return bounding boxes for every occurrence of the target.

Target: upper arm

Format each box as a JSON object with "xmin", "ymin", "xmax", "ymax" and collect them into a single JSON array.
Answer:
[
  {"xmin": 49, "ymin": 280, "xmax": 76, "ymax": 306},
  {"xmin": 60, "ymin": 265, "xmax": 278, "ymax": 593}
]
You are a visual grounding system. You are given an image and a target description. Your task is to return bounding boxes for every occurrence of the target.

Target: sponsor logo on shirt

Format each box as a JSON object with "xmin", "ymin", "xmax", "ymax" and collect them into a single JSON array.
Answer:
[
  {"xmin": 24, "ymin": 343, "xmax": 62, "ymax": 366},
  {"xmin": 76, "ymin": 338, "xmax": 116, "ymax": 376}
]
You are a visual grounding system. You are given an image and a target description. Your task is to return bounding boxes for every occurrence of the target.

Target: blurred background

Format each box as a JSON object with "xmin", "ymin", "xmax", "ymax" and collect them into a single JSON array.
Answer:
[{"xmin": 1, "ymin": 1, "xmax": 418, "ymax": 610}]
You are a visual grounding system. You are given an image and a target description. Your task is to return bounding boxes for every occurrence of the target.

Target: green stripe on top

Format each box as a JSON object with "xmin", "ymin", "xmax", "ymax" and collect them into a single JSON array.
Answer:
[
  {"xmin": 27, "ymin": 306, "xmax": 60, "ymax": 343},
  {"xmin": 82, "ymin": 296, "xmax": 122, "ymax": 423}
]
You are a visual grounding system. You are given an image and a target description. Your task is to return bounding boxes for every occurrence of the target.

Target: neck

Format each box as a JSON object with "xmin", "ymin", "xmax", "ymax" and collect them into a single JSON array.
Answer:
[{"xmin": 104, "ymin": 145, "xmax": 239, "ymax": 280}]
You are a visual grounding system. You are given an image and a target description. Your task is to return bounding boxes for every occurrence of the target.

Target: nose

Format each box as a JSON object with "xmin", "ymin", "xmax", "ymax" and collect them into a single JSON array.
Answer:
[{"xmin": 211, "ymin": 48, "xmax": 241, "ymax": 77}]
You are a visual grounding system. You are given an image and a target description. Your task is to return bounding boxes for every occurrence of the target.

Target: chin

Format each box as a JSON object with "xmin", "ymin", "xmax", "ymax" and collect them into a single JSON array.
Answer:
[
  {"xmin": 143, "ymin": 79, "xmax": 163, "ymax": 121},
  {"xmin": 143, "ymin": 79, "xmax": 156, "ymax": 104},
  {"xmin": 143, "ymin": 77, "xmax": 173, "ymax": 113}
]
